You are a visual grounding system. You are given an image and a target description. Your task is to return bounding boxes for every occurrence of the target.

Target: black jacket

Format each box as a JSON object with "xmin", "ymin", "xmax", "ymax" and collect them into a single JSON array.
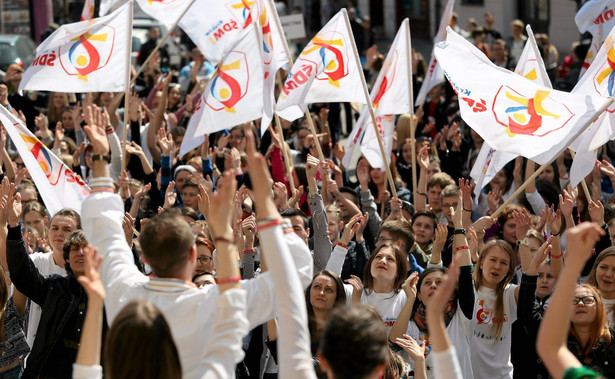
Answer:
[
  {"xmin": 511, "ymin": 274, "xmax": 550, "ymax": 379},
  {"xmin": 567, "ymin": 326, "xmax": 615, "ymax": 378},
  {"xmin": 6, "ymin": 225, "xmax": 106, "ymax": 379}
]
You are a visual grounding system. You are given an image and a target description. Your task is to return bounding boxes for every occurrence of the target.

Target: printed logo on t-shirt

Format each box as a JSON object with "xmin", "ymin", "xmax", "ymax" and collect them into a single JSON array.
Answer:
[
  {"xmin": 476, "ymin": 299, "xmax": 508, "ymax": 325},
  {"xmin": 384, "ymin": 317, "xmax": 396, "ymax": 327},
  {"xmin": 418, "ymin": 333, "xmax": 432, "ymax": 357}
]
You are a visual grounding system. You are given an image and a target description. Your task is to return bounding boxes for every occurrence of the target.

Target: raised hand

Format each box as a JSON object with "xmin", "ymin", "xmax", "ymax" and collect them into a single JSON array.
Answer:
[
  {"xmin": 487, "ymin": 188, "xmax": 501, "ymax": 214},
  {"xmin": 273, "ymin": 182, "xmax": 289, "ymax": 211},
  {"xmin": 288, "ymin": 185, "xmax": 304, "ymax": 209},
  {"xmin": 208, "ymin": 170, "xmax": 237, "ymax": 240},
  {"xmin": 418, "ymin": 145, "xmax": 430, "ymax": 170},
  {"xmin": 588, "ymin": 199, "xmax": 605, "ymax": 226},
  {"xmin": 527, "ymin": 237, "xmax": 552, "ymax": 275},
  {"xmin": 565, "ymin": 222, "xmax": 605, "ymax": 267},
  {"xmin": 597, "ymin": 159, "xmax": 615, "ymax": 181},
  {"xmin": 512, "ymin": 209, "xmax": 532, "ymax": 241},
  {"xmin": 546, "ymin": 204, "xmax": 562, "ymax": 236},
  {"xmin": 401, "ymin": 271, "xmax": 419, "ymax": 298},
  {"xmin": 395, "ymin": 335, "xmax": 425, "ymax": 364},
  {"xmin": 83, "ymin": 105, "xmax": 109, "ymax": 155},
  {"xmin": 559, "ymin": 189, "xmax": 575, "ymax": 220},
  {"xmin": 77, "ymin": 245, "xmax": 105, "ymax": 304},
  {"xmin": 344, "ymin": 275, "xmax": 364, "ymax": 304},
  {"xmin": 340, "ymin": 213, "xmax": 362, "ymax": 245},
  {"xmin": 157, "ymin": 128, "xmax": 173, "ymax": 157},
  {"xmin": 356, "ymin": 159, "xmax": 370, "ymax": 189},
  {"xmin": 197, "ymin": 182, "xmax": 211, "ymax": 219},
  {"xmin": 163, "ymin": 181, "xmax": 177, "ymax": 209}
]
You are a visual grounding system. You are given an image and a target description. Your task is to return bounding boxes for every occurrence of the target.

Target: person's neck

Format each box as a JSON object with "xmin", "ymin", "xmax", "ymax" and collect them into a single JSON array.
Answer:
[
  {"xmin": 313, "ymin": 308, "xmax": 331, "ymax": 330},
  {"xmin": 417, "ymin": 241, "xmax": 430, "ymax": 251},
  {"xmin": 373, "ymin": 278, "xmax": 394, "ymax": 293},
  {"xmin": 574, "ymin": 324, "xmax": 592, "ymax": 346},
  {"xmin": 602, "ymin": 289, "xmax": 615, "ymax": 300},
  {"xmin": 52, "ymin": 249, "xmax": 64, "ymax": 268}
]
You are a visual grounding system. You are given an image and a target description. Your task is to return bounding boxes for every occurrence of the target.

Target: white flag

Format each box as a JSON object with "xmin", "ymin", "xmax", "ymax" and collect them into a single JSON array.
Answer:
[
  {"xmin": 0, "ymin": 107, "xmax": 90, "ymax": 215},
  {"xmin": 19, "ymin": 2, "xmax": 131, "ymax": 93},
  {"xmin": 567, "ymin": 25, "xmax": 615, "ymax": 186},
  {"xmin": 276, "ymin": 10, "xmax": 365, "ymax": 122},
  {"xmin": 415, "ymin": 0, "xmax": 455, "ymax": 106},
  {"xmin": 470, "ymin": 146, "xmax": 516, "ymax": 198},
  {"xmin": 343, "ymin": 19, "xmax": 412, "ymax": 170},
  {"xmin": 435, "ymin": 28, "xmax": 611, "ymax": 165},
  {"xmin": 81, "ymin": 0, "xmax": 95, "ymax": 21},
  {"xmin": 576, "ymin": 0, "xmax": 615, "ymax": 36},
  {"xmin": 137, "ymin": 0, "xmax": 259, "ymax": 66},
  {"xmin": 179, "ymin": 24, "xmax": 264, "ymax": 158},
  {"xmin": 258, "ymin": 0, "xmax": 291, "ymax": 133},
  {"xmin": 99, "ymin": 0, "xmax": 115, "ymax": 16},
  {"xmin": 471, "ymin": 28, "xmax": 552, "ymax": 196}
]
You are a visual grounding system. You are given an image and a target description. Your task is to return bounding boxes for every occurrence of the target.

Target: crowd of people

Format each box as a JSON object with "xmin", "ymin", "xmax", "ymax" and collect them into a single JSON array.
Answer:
[{"xmin": 0, "ymin": 3, "xmax": 611, "ymax": 379}]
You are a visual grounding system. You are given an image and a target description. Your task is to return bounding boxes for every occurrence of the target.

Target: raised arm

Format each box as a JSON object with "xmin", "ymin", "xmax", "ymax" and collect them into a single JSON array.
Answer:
[
  {"xmin": 306, "ymin": 155, "xmax": 332, "ymax": 272},
  {"xmin": 537, "ymin": 222, "xmax": 604, "ymax": 379},
  {"xmin": 73, "ymin": 246, "xmax": 105, "ymax": 379},
  {"xmin": 243, "ymin": 122, "xmax": 316, "ymax": 379},
  {"xmin": 415, "ymin": 145, "xmax": 430, "ymax": 212}
]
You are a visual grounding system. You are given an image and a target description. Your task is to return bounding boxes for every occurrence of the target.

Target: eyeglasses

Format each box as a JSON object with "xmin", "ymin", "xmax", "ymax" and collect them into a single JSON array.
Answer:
[
  {"xmin": 572, "ymin": 296, "xmax": 596, "ymax": 306},
  {"xmin": 197, "ymin": 256, "xmax": 213, "ymax": 264}
]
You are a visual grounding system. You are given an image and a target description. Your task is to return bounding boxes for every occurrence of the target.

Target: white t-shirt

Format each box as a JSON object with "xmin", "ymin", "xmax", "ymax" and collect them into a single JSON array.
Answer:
[
  {"xmin": 344, "ymin": 285, "xmax": 407, "ymax": 334},
  {"xmin": 603, "ymin": 297, "xmax": 615, "ymax": 326},
  {"xmin": 26, "ymin": 252, "xmax": 67, "ymax": 348},
  {"xmin": 406, "ymin": 309, "xmax": 473, "ymax": 379},
  {"xmin": 470, "ymin": 284, "xmax": 518, "ymax": 379}
]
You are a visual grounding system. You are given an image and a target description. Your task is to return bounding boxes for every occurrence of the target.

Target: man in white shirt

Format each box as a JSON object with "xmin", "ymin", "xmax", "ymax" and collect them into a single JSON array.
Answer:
[{"xmin": 80, "ymin": 106, "xmax": 313, "ymax": 378}]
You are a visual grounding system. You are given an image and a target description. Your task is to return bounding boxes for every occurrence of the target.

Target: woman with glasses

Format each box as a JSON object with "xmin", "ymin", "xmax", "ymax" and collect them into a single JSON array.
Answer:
[
  {"xmin": 566, "ymin": 284, "xmax": 615, "ymax": 377},
  {"xmin": 194, "ymin": 235, "xmax": 215, "ymax": 276}
]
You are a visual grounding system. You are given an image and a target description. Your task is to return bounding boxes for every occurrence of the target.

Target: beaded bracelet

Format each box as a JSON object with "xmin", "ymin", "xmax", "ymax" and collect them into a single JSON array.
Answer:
[{"xmin": 455, "ymin": 245, "xmax": 470, "ymax": 251}]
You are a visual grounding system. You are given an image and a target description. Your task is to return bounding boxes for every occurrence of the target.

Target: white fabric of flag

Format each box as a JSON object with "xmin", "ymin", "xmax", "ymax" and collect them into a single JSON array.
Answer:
[
  {"xmin": 470, "ymin": 26, "xmax": 551, "ymax": 197},
  {"xmin": 19, "ymin": 2, "xmax": 131, "ymax": 93},
  {"xmin": 576, "ymin": 0, "xmax": 615, "ymax": 36},
  {"xmin": 179, "ymin": 24, "xmax": 264, "ymax": 158},
  {"xmin": 0, "ymin": 107, "xmax": 90, "ymax": 215},
  {"xmin": 276, "ymin": 10, "xmax": 365, "ymax": 122},
  {"xmin": 415, "ymin": 0, "xmax": 455, "ymax": 106},
  {"xmin": 435, "ymin": 28, "xmax": 610, "ymax": 165},
  {"xmin": 567, "ymin": 25, "xmax": 615, "ymax": 187},
  {"xmin": 99, "ymin": 0, "xmax": 114, "ymax": 16},
  {"xmin": 343, "ymin": 19, "xmax": 412, "ymax": 170},
  {"xmin": 81, "ymin": 0, "xmax": 95, "ymax": 21},
  {"xmin": 137, "ymin": 0, "xmax": 258, "ymax": 65},
  {"xmin": 257, "ymin": 0, "xmax": 291, "ymax": 133}
]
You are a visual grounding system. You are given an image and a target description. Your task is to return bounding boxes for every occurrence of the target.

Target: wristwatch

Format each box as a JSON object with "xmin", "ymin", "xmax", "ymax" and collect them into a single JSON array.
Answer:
[
  {"xmin": 516, "ymin": 237, "xmax": 530, "ymax": 247},
  {"xmin": 453, "ymin": 228, "xmax": 466, "ymax": 236},
  {"xmin": 90, "ymin": 153, "xmax": 111, "ymax": 163}
]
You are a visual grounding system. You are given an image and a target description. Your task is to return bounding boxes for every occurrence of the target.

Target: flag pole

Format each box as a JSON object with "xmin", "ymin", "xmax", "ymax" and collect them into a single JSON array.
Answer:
[
  {"xmin": 342, "ymin": 9, "xmax": 397, "ymax": 198},
  {"xmin": 404, "ymin": 18, "xmax": 418, "ymax": 205},
  {"xmin": 267, "ymin": 0, "xmax": 325, "ymax": 161},
  {"xmin": 121, "ymin": 0, "xmax": 134, "ymax": 172},
  {"xmin": 274, "ymin": 72, "xmax": 296, "ymax": 190},
  {"xmin": 568, "ymin": 150, "xmax": 592, "ymax": 202},
  {"xmin": 492, "ymin": 98, "xmax": 614, "ymax": 218},
  {"xmin": 130, "ymin": 0, "xmax": 198, "ymax": 87}
]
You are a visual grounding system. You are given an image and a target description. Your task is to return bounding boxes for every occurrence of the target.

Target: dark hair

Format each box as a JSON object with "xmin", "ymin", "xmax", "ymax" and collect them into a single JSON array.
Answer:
[
  {"xmin": 338, "ymin": 187, "xmax": 359, "ymax": 205},
  {"xmin": 411, "ymin": 267, "xmax": 449, "ymax": 319},
  {"xmin": 179, "ymin": 206, "xmax": 199, "ymax": 221},
  {"xmin": 192, "ymin": 270, "xmax": 216, "ymax": 282},
  {"xmin": 62, "ymin": 230, "xmax": 88, "ymax": 276},
  {"xmin": 51, "ymin": 208, "xmax": 82, "ymax": 229},
  {"xmin": 280, "ymin": 208, "xmax": 309, "ymax": 230},
  {"xmin": 378, "ymin": 221, "xmax": 415, "ymax": 252},
  {"xmin": 411, "ymin": 210, "xmax": 438, "ymax": 230},
  {"xmin": 319, "ymin": 304, "xmax": 388, "ymax": 379},
  {"xmin": 306, "ymin": 270, "xmax": 347, "ymax": 354},
  {"xmin": 105, "ymin": 301, "xmax": 181, "ymax": 379},
  {"xmin": 0, "ymin": 269, "xmax": 7, "ymax": 353},
  {"xmin": 138, "ymin": 209, "xmax": 194, "ymax": 278},
  {"xmin": 23, "ymin": 202, "xmax": 47, "ymax": 219},
  {"xmin": 363, "ymin": 243, "xmax": 408, "ymax": 295}
]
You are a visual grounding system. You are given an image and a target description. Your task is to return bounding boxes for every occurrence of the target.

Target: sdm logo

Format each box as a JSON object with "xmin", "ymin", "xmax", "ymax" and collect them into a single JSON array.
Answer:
[
  {"xmin": 206, "ymin": 51, "xmax": 250, "ymax": 113},
  {"xmin": 59, "ymin": 24, "xmax": 116, "ymax": 81},
  {"xmin": 300, "ymin": 31, "xmax": 349, "ymax": 87}
]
